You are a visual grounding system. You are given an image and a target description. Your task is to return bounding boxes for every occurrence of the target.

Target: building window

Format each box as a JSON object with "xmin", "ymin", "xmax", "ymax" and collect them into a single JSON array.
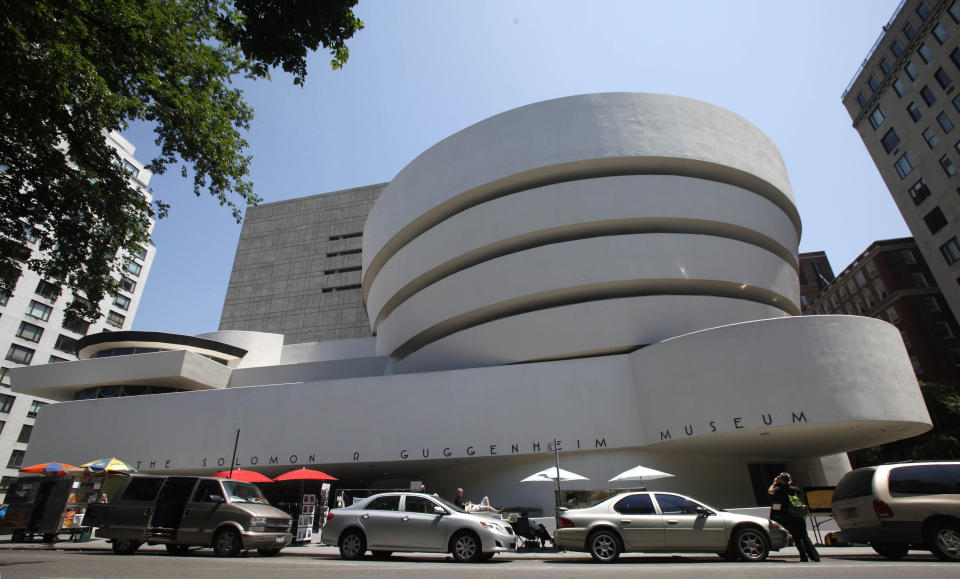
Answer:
[
  {"xmin": 870, "ymin": 106, "xmax": 886, "ymax": 128},
  {"xmin": 923, "ymin": 127, "xmax": 940, "ymax": 149},
  {"xmin": 941, "ymin": 155, "xmax": 958, "ymax": 176},
  {"xmin": 0, "ymin": 290, "xmax": 7, "ymax": 306},
  {"xmin": 917, "ymin": 1, "xmax": 932, "ymax": 20},
  {"xmin": 847, "ymin": 280, "xmax": 857, "ymax": 294},
  {"xmin": 908, "ymin": 102, "xmax": 923, "ymax": 121},
  {"xmin": 925, "ymin": 296, "xmax": 942, "ymax": 312},
  {"xmin": 882, "ymin": 128, "xmax": 901, "ymax": 152},
  {"xmin": 124, "ymin": 260, "xmax": 142, "ymax": 276},
  {"xmin": 952, "ymin": 1, "xmax": 960, "ymax": 22},
  {"xmin": 16, "ymin": 424, "xmax": 31, "ymax": 444},
  {"xmin": 902, "ymin": 249, "xmax": 917, "ymax": 264},
  {"xmin": 15, "ymin": 321, "xmax": 43, "ymax": 343},
  {"xmin": 35, "ymin": 280, "xmax": 60, "ymax": 301},
  {"xmin": 0, "ymin": 475, "xmax": 16, "ymax": 492},
  {"xmin": 864, "ymin": 289, "xmax": 876, "ymax": 308},
  {"xmin": 936, "ymin": 321, "xmax": 955, "ymax": 339},
  {"xmin": 113, "ymin": 294, "xmax": 131, "ymax": 311},
  {"xmin": 855, "ymin": 271, "xmax": 867, "ymax": 287},
  {"xmin": 26, "ymin": 400, "xmax": 47, "ymax": 418},
  {"xmin": 845, "ymin": 302, "xmax": 856, "ymax": 314},
  {"xmin": 875, "ymin": 279, "xmax": 889, "ymax": 299},
  {"xmin": 887, "ymin": 306, "xmax": 901, "ymax": 323},
  {"xmin": 913, "ymin": 273, "xmax": 929, "ymax": 288},
  {"xmin": 926, "ymin": 206, "xmax": 949, "ymax": 234},
  {"xmin": 867, "ymin": 261, "xmax": 879, "ymax": 277},
  {"xmin": 906, "ymin": 60, "xmax": 920, "ymax": 80},
  {"xmin": 0, "ymin": 393, "xmax": 14, "ymax": 413},
  {"xmin": 901, "ymin": 330, "xmax": 913, "ymax": 348},
  {"xmin": 905, "ymin": 20, "xmax": 919, "ymax": 40},
  {"xmin": 25, "ymin": 300, "xmax": 52, "ymax": 321},
  {"xmin": 62, "ymin": 315, "xmax": 89, "ymax": 336},
  {"xmin": 921, "ymin": 85, "xmax": 937, "ymax": 106},
  {"xmin": 939, "ymin": 112, "xmax": 955, "ymax": 133},
  {"xmin": 7, "ymin": 450, "xmax": 25, "ymax": 469},
  {"xmin": 868, "ymin": 75, "xmax": 880, "ymax": 92},
  {"xmin": 131, "ymin": 246, "xmax": 147, "ymax": 260},
  {"xmin": 48, "ymin": 355, "xmax": 67, "ymax": 363},
  {"xmin": 106, "ymin": 310, "xmax": 126, "ymax": 328},
  {"xmin": 936, "ymin": 67, "xmax": 953, "ymax": 89},
  {"xmin": 892, "ymin": 40, "xmax": 905, "ymax": 57},
  {"xmin": 942, "ymin": 237, "xmax": 960, "ymax": 264},
  {"xmin": 54, "ymin": 334, "xmax": 78, "ymax": 355},
  {"xmin": 839, "ymin": 286, "xmax": 848, "ymax": 299},
  {"xmin": 919, "ymin": 43, "xmax": 934, "ymax": 64},
  {"xmin": 934, "ymin": 21, "xmax": 950, "ymax": 44},
  {"xmin": 880, "ymin": 57, "xmax": 892, "ymax": 76},
  {"xmin": 857, "ymin": 92, "xmax": 868, "ymax": 108},
  {"xmin": 5, "ymin": 344, "xmax": 34, "ymax": 365},
  {"xmin": 0, "ymin": 367, "xmax": 10, "ymax": 386},
  {"xmin": 120, "ymin": 276, "xmax": 136, "ymax": 293},
  {"xmin": 894, "ymin": 78, "xmax": 907, "ymax": 97},
  {"xmin": 895, "ymin": 152, "xmax": 916, "ymax": 178},
  {"xmin": 854, "ymin": 297, "xmax": 865, "ymax": 314}
]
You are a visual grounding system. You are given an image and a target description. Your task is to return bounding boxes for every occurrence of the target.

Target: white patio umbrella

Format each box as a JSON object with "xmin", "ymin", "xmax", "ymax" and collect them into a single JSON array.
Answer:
[
  {"xmin": 608, "ymin": 465, "xmax": 674, "ymax": 483},
  {"xmin": 521, "ymin": 466, "xmax": 589, "ymax": 483}
]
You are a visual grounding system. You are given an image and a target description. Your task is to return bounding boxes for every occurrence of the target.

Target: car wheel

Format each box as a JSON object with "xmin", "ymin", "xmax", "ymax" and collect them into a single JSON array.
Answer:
[
  {"xmin": 929, "ymin": 521, "xmax": 960, "ymax": 561},
  {"xmin": 451, "ymin": 530, "xmax": 482, "ymax": 562},
  {"xmin": 111, "ymin": 538, "xmax": 142, "ymax": 555},
  {"xmin": 588, "ymin": 529, "xmax": 621, "ymax": 563},
  {"xmin": 371, "ymin": 550, "xmax": 392, "ymax": 559},
  {"xmin": 730, "ymin": 527, "xmax": 769, "ymax": 562},
  {"xmin": 212, "ymin": 527, "xmax": 242, "ymax": 557},
  {"xmin": 42, "ymin": 533, "xmax": 56, "ymax": 543},
  {"xmin": 165, "ymin": 544, "xmax": 191, "ymax": 555},
  {"xmin": 871, "ymin": 542, "xmax": 908, "ymax": 560},
  {"xmin": 257, "ymin": 548, "xmax": 282, "ymax": 557},
  {"xmin": 339, "ymin": 529, "xmax": 366, "ymax": 560}
]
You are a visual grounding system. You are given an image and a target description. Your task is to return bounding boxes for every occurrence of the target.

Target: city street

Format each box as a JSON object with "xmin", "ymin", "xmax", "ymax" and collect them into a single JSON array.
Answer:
[{"xmin": 0, "ymin": 541, "xmax": 957, "ymax": 578}]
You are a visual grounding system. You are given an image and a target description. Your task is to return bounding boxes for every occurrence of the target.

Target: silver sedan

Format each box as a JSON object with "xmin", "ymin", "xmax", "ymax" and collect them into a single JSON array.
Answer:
[
  {"xmin": 320, "ymin": 492, "xmax": 516, "ymax": 562},
  {"xmin": 554, "ymin": 491, "xmax": 788, "ymax": 562}
]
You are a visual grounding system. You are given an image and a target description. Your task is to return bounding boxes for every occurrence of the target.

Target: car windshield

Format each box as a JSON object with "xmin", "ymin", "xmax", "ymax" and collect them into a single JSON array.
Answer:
[{"xmin": 221, "ymin": 480, "xmax": 268, "ymax": 504}]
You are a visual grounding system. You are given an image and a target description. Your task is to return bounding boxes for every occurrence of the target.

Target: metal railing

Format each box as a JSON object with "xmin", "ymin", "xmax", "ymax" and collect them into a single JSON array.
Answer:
[{"xmin": 842, "ymin": 0, "xmax": 909, "ymax": 98}]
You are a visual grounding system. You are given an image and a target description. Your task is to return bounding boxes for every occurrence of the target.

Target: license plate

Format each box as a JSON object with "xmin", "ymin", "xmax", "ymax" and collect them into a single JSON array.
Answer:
[
  {"xmin": 845, "ymin": 507, "xmax": 857, "ymax": 518},
  {"xmin": 275, "ymin": 536, "xmax": 285, "ymax": 543}
]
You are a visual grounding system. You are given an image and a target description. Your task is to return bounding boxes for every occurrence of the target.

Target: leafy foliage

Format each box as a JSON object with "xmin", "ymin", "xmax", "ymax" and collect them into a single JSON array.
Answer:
[
  {"xmin": 849, "ymin": 381, "xmax": 960, "ymax": 468},
  {"xmin": 0, "ymin": 0, "xmax": 362, "ymax": 322}
]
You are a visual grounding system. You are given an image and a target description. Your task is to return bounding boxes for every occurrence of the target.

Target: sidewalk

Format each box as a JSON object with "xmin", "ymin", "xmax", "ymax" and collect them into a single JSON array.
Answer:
[{"xmin": 0, "ymin": 536, "xmax": 881, "ymax": 560}]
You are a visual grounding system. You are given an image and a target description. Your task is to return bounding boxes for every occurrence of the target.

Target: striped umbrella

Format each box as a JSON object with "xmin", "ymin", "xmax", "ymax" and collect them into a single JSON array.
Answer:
[
  {"xmin": 81, "ymin": 457, "xmax": 136, "ymax": 474},
  {"xmin": 19, "ymin": 461, "xmax": 79, "ymax": 476}
]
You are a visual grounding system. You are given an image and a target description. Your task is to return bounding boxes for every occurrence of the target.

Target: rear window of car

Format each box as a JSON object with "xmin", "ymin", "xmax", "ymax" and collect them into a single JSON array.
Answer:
[
  {"xmin": 614, "ymin": 494, "xmax": 655, "ymax": 515},
  {"xmin": 121, "ymin": 477, "xmax": 164, "ymax": 502},
  {"xmin": 366, "ymin": 495, "xmax": 400, "ymax": 511},
  {"xmin": 889, "ymin": 464, "xmax": 960, "ymax": 495},
  {"xmin": 833, "ymin": 468, "xmax": 875, "ymax": 501}
]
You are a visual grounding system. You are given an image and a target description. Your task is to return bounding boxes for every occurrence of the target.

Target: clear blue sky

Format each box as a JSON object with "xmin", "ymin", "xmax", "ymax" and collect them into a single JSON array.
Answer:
[{"xmin": 126, "ymin": 0, "xmax": 908, "ymax": 335}]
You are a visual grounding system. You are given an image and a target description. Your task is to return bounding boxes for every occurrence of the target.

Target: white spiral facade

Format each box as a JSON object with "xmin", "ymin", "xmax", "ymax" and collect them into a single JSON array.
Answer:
[{"xmin": 363, "ymin": 93, "xmax": 802, "ymax": 370}]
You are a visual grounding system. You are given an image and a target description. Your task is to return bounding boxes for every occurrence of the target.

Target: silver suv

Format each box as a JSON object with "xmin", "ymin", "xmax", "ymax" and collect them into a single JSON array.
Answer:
[{"xmin": 832, "ymin": 462, "xmax": 960, "ymax": 561}]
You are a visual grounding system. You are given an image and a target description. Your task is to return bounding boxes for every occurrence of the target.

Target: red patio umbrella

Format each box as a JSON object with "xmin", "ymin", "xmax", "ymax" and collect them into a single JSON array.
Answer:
[
  {"xmin": 213, "ymin": 469, "xmax": 272, "ymax": 483},
  {"xmin": 273, "ymin": 468, "xmax": 338, "ymax": 482}
]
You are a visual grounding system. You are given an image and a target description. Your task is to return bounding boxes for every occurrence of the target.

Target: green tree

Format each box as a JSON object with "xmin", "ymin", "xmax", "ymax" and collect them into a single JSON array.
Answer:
[
  {"xmin": 849, "ymin": 381, "xmax": 960, "ymax": 468},
  {"xmin": 0, "ymin": 0, "xmax": 362, "ymax": 322}
]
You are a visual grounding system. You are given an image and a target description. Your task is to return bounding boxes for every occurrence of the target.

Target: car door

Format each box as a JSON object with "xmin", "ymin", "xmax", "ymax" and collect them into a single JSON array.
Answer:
[
  {"xmin": 107, "ymin": 477, "xmax": 165, "ymax": 539},
  {"xmin": 178, "ymin": 479, "xmax": 222, "ymax": 544},
  {"xmin": 359, "ymin": 494, "xmax": 403, "ymax": 548},
  {"xmin": 398, "ymin": 495, "xmax": 446, "ymax": 550},
  {"xmin": 654, "ymin": 493, "xmax": 727, "ymax": 550},
  {"xmin": 611, "ymin": 493, "xmax": 665, "ymax": 550}
]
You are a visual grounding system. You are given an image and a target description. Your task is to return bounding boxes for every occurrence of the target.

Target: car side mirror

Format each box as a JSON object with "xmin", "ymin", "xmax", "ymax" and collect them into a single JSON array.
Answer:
[
  {"xmin": 433, "ymin": 506, "xmax": 446, "ymax": 515},
  {"xmin": 209, "ymin": 494, "xmax": 225, "ymax": 503},
  {"xmin": 695, "ymin": 506, "xmax": 713, "ymax": 517}
]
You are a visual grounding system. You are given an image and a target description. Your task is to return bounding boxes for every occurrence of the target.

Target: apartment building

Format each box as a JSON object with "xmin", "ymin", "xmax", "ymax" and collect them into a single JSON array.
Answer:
[
  {"xmin": 0, "ymin": 132, "xmax": 156, "ymax": 499},
  {"xmin": 843, "ymin": 0, "xmax": 960, "ymax": 325}
]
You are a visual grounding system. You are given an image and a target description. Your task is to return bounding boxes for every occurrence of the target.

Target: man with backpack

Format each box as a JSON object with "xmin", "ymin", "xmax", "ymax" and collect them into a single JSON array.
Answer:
[{"xmin": 768, "ymin": 472, "xmax": 820, "ymax": 562}]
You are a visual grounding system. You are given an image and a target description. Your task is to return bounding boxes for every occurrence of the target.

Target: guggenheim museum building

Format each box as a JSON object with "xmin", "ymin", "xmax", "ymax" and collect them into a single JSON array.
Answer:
[{"xmin": 14, "ymin": 93, "xmax": 931, "ymax": 511}]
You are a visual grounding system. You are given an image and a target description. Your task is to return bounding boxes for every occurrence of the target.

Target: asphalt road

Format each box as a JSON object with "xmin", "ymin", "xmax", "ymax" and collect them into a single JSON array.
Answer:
[{"xmin": 0, "ymin": 548, "xmax": 959, "ymax": 579}]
